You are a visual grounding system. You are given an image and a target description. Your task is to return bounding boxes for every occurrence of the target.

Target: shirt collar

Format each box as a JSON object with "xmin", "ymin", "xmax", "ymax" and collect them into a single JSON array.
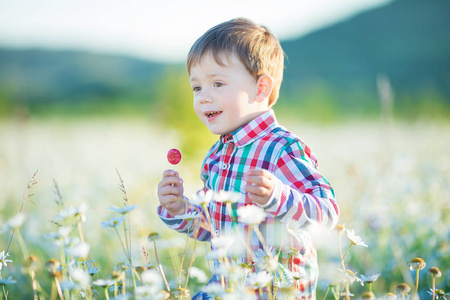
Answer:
[{"xmin": 220, "ymin": 110, "xmax": 278, "ymax": 147}]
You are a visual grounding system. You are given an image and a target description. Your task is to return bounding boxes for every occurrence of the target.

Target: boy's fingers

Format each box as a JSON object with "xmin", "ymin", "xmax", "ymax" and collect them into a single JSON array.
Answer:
[
  {"xmin": 162, "ymin": 169, "xmax": 179, "ymax": 178},
  {"xmin": 244, "ymin": 184, "xmax": 268, "ymax": 196},
  {"xmin": 159, "ymin": 176, "xmax": 183, "ymax": 188},
  {"xmin": 244, "ymin": 174, "xmax": 272, "ymax": 188}
]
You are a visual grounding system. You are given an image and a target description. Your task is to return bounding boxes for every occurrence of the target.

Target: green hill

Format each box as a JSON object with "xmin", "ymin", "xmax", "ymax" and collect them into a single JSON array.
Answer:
[{"xmin": 280, "ymin": 0, "xmax": 450, "ymax": 118}]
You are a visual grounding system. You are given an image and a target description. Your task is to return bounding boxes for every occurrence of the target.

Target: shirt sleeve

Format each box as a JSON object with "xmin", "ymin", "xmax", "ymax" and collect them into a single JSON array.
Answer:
[
  {"xmin": 156, "ymin": 200, "xmax": 212, "ymax": 242},
  {"xmin": 260, "ymin": 140, "xmax": 339, "ymax": 229}
]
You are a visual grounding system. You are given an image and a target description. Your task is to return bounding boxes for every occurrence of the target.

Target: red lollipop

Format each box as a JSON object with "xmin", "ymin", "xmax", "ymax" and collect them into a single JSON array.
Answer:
[{"xmin": 167, "ymin": 149, "xmax": 182, "ymax": 166}]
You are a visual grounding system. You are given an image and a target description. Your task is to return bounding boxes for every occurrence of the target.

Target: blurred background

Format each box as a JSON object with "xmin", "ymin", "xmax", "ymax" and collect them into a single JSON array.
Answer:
[{"xmin": 0, "ymin": 0, "xmax": 449, "ymax": 298}]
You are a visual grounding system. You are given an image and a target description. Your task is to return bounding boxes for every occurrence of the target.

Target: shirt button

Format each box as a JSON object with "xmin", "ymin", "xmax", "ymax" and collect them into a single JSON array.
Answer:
[{"xmin": 221, "ymin": 163, "xmax": 228, "ymax": 169}]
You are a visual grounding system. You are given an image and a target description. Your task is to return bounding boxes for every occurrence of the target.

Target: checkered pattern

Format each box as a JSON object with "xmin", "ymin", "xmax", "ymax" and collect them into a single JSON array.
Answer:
[{"xmin": 158, "ymin": 110, "xmax": 339, "ymax": 299}]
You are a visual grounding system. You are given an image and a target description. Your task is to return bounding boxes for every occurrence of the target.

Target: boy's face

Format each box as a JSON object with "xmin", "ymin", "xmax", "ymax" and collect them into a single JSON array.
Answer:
[{"xmin": 189, "ymin": 52, "xmax": 269, "ymax": 136}]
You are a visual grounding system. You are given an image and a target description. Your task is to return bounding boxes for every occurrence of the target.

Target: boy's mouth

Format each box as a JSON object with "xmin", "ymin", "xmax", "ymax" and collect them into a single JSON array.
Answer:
[{"xmin": 205, "ymin": 111, "xmax": 222, "ymax": 119}]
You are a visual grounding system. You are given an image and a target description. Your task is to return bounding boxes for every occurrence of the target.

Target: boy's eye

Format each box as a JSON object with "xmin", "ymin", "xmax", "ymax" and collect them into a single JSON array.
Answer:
[
  {"xmin": 192, "ymin": 86, "xmax": 201, "ymax": 92},
  {"xmin": 214, "ymin": 82, "xmax": 224, "ymax": 88}
]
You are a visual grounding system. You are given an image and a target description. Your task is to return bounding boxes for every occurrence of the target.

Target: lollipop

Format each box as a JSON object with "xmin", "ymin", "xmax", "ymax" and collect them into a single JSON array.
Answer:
[{"xmin": 167, "ymin": 148, "xmax": 182, "ymax": 167}]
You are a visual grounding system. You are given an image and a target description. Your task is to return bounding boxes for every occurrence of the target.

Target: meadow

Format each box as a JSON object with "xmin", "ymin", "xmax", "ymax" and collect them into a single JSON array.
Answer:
[{"xmin": 0, "ymin": 115, "xmax": 449, "ymax": 299}]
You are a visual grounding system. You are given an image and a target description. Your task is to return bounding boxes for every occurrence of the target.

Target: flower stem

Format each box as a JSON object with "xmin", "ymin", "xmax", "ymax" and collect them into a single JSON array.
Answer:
[
  {"xmin": 339, "ymin": 244, "xmax": 352, "ymax": 271},
  {"xmin": 153, "ymin": 241, "xmax": 171, "ymax": 292},
  {"xmin": 15, "ymin": 230, "xmax": 29, "ymax": 260},
  {"xmin": 54, "ymin": 277, "xmax": 65, "ymax": 300},
  {"xmin": 432, "ymin": 278, "xmax": 436, "ymax": 300},
  {"xmin": 415, "ymin": 269, "xmax": 419, "ymax": 299},
  {"xmin": 322, "ymin": 286, "xmax": 331, "ymax": 300}
]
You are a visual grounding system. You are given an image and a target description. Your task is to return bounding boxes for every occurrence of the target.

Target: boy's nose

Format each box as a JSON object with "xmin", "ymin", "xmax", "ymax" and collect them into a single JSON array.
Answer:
[{"xmin": 198, "ymin": 91, "xmax": 213, "ymax": 104}]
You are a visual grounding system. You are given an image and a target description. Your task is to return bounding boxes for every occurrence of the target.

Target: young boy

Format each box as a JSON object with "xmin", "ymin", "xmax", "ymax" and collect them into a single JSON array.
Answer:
[{"xmin": 157, "ymin": 18, "xmax": 339, "ymax": 299}]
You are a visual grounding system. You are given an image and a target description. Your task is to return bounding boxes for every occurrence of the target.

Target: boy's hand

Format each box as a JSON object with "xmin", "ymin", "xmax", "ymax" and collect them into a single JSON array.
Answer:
[
  {"xmin": 157, "ymin": 170, "xmax": 186, "ymax": 216},
  {"xmin": 243, "ymin": 169, "xmax": 275, "ymax": 206}
]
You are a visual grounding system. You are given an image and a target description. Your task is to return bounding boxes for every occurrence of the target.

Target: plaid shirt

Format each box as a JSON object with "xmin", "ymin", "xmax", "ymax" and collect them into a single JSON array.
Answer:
[{"xmin": 158, "ymin": 110, "xmax": 339, "ymax": 299}]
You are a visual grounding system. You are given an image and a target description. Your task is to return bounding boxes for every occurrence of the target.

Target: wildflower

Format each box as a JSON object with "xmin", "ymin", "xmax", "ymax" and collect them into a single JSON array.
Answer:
[
  {"xmin": 109, "ymin": 204, "xmax": 137, "ymax": 214},
  {"xmin": 45, "ymin": 259, "xmax": 62, "ymax": 278},
  {"xmin": 24, "ymin": 254, "xmax": 39, "ymax": 272},
  {"xmin": 93, "ymin": 278, "xmax": 115, "ymax": 287},
  {"xmin": 189, "ymin": 266, "xmax": 208, "ymax": 283},
  {"xmin": 147, "ymin": 232, "xmax": 161, "ymax": 242},
  {"xmin": 335, "ymin": 223, "xmax": 346, "ymax": 234},
  {"xmin": 189, "ymin": 190, "xmax": 214, "ymax": 206},
  {"xmin": 46, "ymin": 226, "xmax": 72, "ymax": 244},
  {"xmin": 211, "ymin": 235, "xmax": 235, "ymax": 251},
  {"xmin": 0, "ymin": 277, "xmax": 16, "ymax": 286},
  {"xmin": 101, "ymin": 216, "xmax": 125, "ymax": 228},
  {"xmin": 135, "ymin": 286, "xmax": 157, "ymax": 298},
  {"xmin": 141, "ymin": 269, "xmax": 163, "ymax": 289},
  {"xmin": 428, "ymin": 267, "xmax": 442, "ymax": 278},
  {"xmin": 429, "ymin": 267, "xmax": 442, "ymax": 300},
  {"xmin": 82, "ymin": 259, "xmax": 100, "ymax": 276},
  {"xmin": 1, "ymin": 213, "xmax": 26, "ymax": 231},
  {"xmin": 396, "ymin": 283, "xmax": 410, "ymax": 295},
  {"xmin": 409, "ymin": 257, "xmax": 426, "ymax": 271},
  {"xmin": 427, "ymin": 289, "xmax": 447, "ymax": 299},
  {"xmin": 175, "ymin": 210, "xmax": 200, "ymax": 221},
  {"xmin": 338, "ymin": 269, "xmax": 364, "ymax": 286},
  {"xmin": 410, "ymin": 257, "xmax": 426, "ymax": 297},
  {"xmin": 55, "ymin": 203, "xmax": 88, "ymax": 223},
  {"xmin": 381, "ymin": 293, "xmax": 396, "ymax": 300},
  {"xmin": 135, "ymin": 266, "xmax": 147, "ymax": 274},
  {"xmin": 172, "ymin": 287, "xmax": 190, "ymax": 298},
  {"xmin": 69, "ymin": 268, "xmax": 91, "ymax": 289},
  {"xmin": 216, "ymin": 190, "xmax": 241, "ymax": 204},
  {"xmin": 206, "ymin": 248, "xmax": 227, "ymax": 260},
  {"xmin": 360, "ymin": 273, "xmax": 381, "ymax": 283},
  {"xmin": 237, "ymin": 205, "xmax": 266, "ymax": 225},
  {"xmin": 346, "ymin": 229, "xmax": 368, "ymax": 247},
  {"xmin": 247, "ymin": 271, "xmax": 273, "ymax": 288},
  {"xmin": 361, "ymin": 291, "xmax": 376, "ymax": 300},
  {"xmin": 111, "ymin": 270, "xmax": 126, "ymax": 282},
  {"xmin": 202, "ymin": 282, "xmax": 225, "ymax": 296},
  {"xmin": 67, "ymin": 241, "xmax": 90, "ymax": 258},
  {"xmin": 60, "ymin": 280, "xmax": 76, "ymax": 292},
  {"xmin": 0, "ymin": 250, "xmax": 12, "ymax": 269},
  {"xmin": 253, "ymin": 247, "xmax": 278, "ymax": 272}
]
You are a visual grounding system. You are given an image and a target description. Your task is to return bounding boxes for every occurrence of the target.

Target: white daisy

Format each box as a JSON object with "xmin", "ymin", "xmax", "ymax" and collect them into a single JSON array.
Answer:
[
  {"xmin": 109, "ymin": 204, "xmax": 137, "ymax": 214},
  {"xmin": 0, "ymin": 277, "xmax": 16, "ymax": 286},
  {"xmin": 101, "ymin": 216, "xmax": 125, "ymax": 229},
  {"xmin": 0, "ymin": 250, "xmax": 12, "ymax": 269},
  {"xmin": 175, "ymin": 211, "xmax": 200, "ymax": 221},
  {"xmin": 1, "ymin": 213, "xmax": 26, "ymax": 232},
  {"xmin": 55, "ymin": 203, "xmax": 88, "ymax": 223},
  {"xmin": 67, "ymin": 242, "xmax": 90, "ymax": 258},
  {"xmin": 247, "ymin": 271, "xmax": 273, "ymax": 288},
  {"xmin": 189, "ymin": 190, "xmax": 214, "ymax": 206},
  {"xmin": 141, "ymin": 269, "xmax": 163, "ymax": 290},
  {"xmin": 202, "ymin": 282, "xmax": 225, "ymax": 296},
  {"xmin": 216, "ymin": 190, "xmax": 242, "ymax": 204},
  {"xmin": 93, "ymin": 278, "xmax": 115, "ymax": 287},
  {"xmin": 360, "ymin": 273, "xmax": 381, "ymax": 283},
  {"xmin": 237, "ymin": 205, "xmax": 266, "ymax": 225},
  {"xmin": 189, "ymin": 266, "xmax": 208, "ymax": 283},
  {"xmin": 346, "ymin": 229, "xmax": 368, "ymax": 247},
  {"xmin": 211, "ymin": 235, "xmax": 235, "ymax": 251}
]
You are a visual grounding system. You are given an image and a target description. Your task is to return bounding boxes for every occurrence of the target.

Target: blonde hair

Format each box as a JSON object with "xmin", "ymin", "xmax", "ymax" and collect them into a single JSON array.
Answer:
[{"xmin": 187, "ymin": 18, "xmax": 285, "ymax": 106}]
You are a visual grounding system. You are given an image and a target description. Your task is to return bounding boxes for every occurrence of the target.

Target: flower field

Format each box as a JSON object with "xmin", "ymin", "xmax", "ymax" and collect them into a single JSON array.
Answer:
[{"xmin": 0, "ymin": 117, "xmax": 449, "ymax": 299}]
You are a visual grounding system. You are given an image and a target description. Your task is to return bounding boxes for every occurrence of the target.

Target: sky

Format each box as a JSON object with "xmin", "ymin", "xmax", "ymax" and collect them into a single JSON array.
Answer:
[{"xmin": 0, "ymin": 0, "xmax": 391, "ymax": 63}]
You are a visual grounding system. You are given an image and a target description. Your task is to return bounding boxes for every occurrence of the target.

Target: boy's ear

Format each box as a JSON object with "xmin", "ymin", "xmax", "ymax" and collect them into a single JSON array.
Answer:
[{"xmin": 255, "ymin": 74, "xmax": 273, "ymax": 103}]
